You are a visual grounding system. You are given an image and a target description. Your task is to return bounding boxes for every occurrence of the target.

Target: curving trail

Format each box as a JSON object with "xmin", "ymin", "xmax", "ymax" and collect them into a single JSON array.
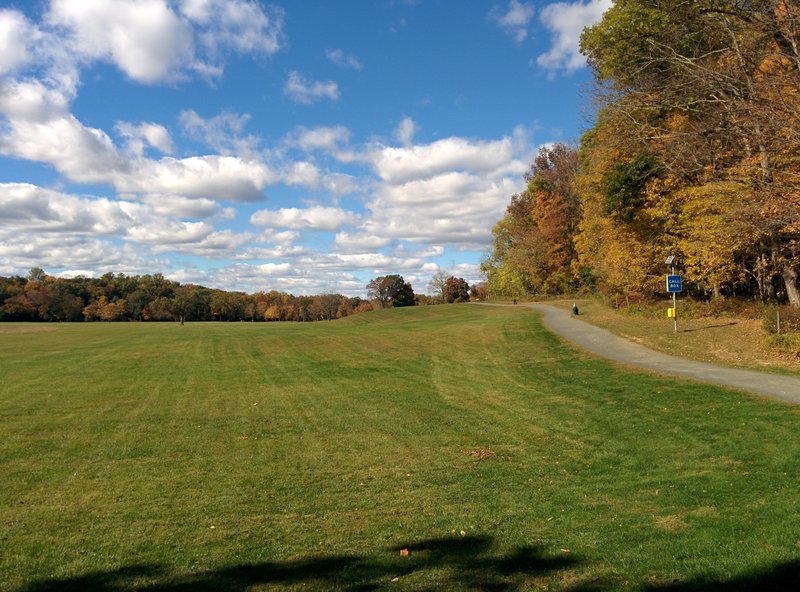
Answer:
[{"xmin": 486, "ymin": 302, "xmax": 800, "ymax": 405}]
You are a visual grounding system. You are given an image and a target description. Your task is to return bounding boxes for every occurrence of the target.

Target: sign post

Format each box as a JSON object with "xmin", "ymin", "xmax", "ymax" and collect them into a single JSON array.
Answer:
[{"xmin": 665, "ymin": 256, "xmax": 681, "ymax": 333}]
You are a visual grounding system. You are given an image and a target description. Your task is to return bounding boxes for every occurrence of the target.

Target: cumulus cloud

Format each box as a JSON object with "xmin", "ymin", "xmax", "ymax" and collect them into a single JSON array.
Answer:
[
  {"xmin": 250, "ymin": 206, "xmax": 361, "ymax": 231},
  {"xmin": 0, "ymin": 77, "xmax": 275, "ymax": 201},
  {"xmin": 334, "ymin": 232, "xmax": 392, "ymax": 253},
  {"xmin": 490, "ymin": 0, "xmax": 535, "ymax": 44},
  {"xmin": 283, "ymin": 71, "xmax": 340, "ymax": 104},
  {"xmin": 116, "ymin": 121, "xmax": 174, "ymax": 156},
  {"xmin": 179, "ymin": 109, "xmax": 259, "ymax": 157},
  {"xmin": 537, "ymin": 0, "xmax": 613, "ymax": 74},
  {"xmin": 121, "ymin": 156, "xmax": 275, "ymax": 202},
  {"xmin": 325, "ymin": 48, "xmax": 363, "ymax": 70},
  {"xmin": 0, "ymin": 233, "xmax": 157, "ymax": 277},
  {"xmin": 47, "ymin": 0, "xmax": 195, "ymax": 84},
  {"xmin": 149, "ymin": 229, "xmax": 250, "ymax": 256},
  {"xmin": 0, "ymin": 182, "xmax": 225, "ymax": 247},
  {"xmin": 139, "ymin": 194, "xmax": 221, "ymax": 218},
  {"xmin": 40, "ymin": 0, "xmax": 285, "ymax": 84},
  {"xmin": 0, "ymin": 9, "xmax": 39, "ymax": 75},
  {"xmin": 279, "ymin": 161, "xmax": 321, "ymax": 188},
  {"xmin": 363, "ymin": 172, "xmax": 519, "ymax": 247},
  {"xmin": 0, "ymin": 105, "xmax": 129, "ymax": 184},
  {"xmin": 371, "ymin": 136, "xmax": 523, "ymax": 185}
]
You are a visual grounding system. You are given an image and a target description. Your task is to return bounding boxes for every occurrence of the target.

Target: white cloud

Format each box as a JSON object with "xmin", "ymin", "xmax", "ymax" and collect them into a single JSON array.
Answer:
[
  {"xmin": 186, "ymin": 263, "xmax": 365, "ymax": 295},
  {"xmin": 122, "ymin": 156, "xmax": 275, "ymax": 202},
  {"xmin": 325, "ymin": 48, "xmax": 363, "ymax": 70},
  {"xmin": 283, "ymin": 71, "xmax": 340, "ymax": 104},
  {"xmin": 0, "ymin": 182, "xmax": 220, "ymax": 246},
  {"xmin": 490, "ymin": 0, "xmax": 535, "ymax": 44},
  {"xmin": 0, "ymin": 234, "xmax": 158, "ymax": 277},
  {"xmin": 117, "ymin": 121, "xmax": 174, "ymax": 156},
  {"xmin": 287, "ymin": 125, "xmax": 351, "ymax": 153},
  {"xmin": 179, "ymin": 109, "xmax": 259, "ymax": 157},
  {"xmin": 334, "ymin": 232, "xmax": 392, "ymax": 252},
  {"xmin": 179, "ymin": 0, "xmax": 285, "ymax": 58},
  {"xmin": 0, "ymin": 79, "xmax": 71, "ymax": 122},
  {"xmin": 371, "ymin": 136, "xmax": 520, "ymax": 185},
  {"xmin": 250, "ymin": 206, "xmax": 361, "ymax": 231},
  {"xmin": 150, "ymin": 229, "xmax": 250, "ymax": 256},
  {"xmin": 256, "ymin": 228, "xmax": 300, "ymax": 245},
  {"xmin": 321, "ymin": 173, "xmax": 359, "ymax": 196},
  {"xmin": 394, "ymin": 117, "xmax": 417, "ymax": 146},
  {"xmin": 139, "ymin": 194, "xmax": 221, "ymax": 218},
  {"xmin": 279, "ymin": 161, "xmax": 320, "ymax": 188},
  {"xmin": 364, "ymin": 172, "xmax": 518, "ymax": 247},
  {"xmin": 0, "ymin": 9, "xmax": 38, "ymax": 75},
  {"xmin": 0, "ymin": 108, "xmax": 129, "ymax": 184},
  {"xmin": 537, "ymin": 0, "xmax": 613, "ymax": 74},
  {"xmin": 47, "ymin": 0, "xmax": 195, "ymax": 84},
  {"xmin": 32, "ymin": 0, "xmax": 285, "ymax": 86},
  {"xmin": 0, "ymin": 78, "xmax": 276, "ymax": 201}
]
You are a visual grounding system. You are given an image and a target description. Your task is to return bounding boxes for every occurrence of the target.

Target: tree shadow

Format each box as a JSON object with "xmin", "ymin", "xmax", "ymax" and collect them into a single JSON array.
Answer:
[
  {"xmin": 16, "ymin": 535, "xmax": 579, "ymax": 591},
  {"xmin": 681, "ymin": 322, "xmax": 738, "ymax": 333},
  {"xmin": 562, "ymin": 559, "xmax": 800, "ymax": 592},
  {"xmin": 15, "ymin": 540, "xmax": 800, "ymax": 591},
  {"xmin": 635, "ymin": 558, "xmax": 800, "ymax": 591}
]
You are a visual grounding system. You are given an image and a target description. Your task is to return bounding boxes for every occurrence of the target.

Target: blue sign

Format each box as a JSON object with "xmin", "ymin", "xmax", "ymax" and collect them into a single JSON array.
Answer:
[{"xmin": 666, "ymin": 275, "xmax": 682, "ymax": 293}]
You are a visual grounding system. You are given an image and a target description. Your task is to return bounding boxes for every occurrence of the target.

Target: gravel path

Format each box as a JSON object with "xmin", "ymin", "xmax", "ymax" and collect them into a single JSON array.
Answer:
[{"xmin": 518, "ymin": 303, "xmax": 800, "ymax": 404}]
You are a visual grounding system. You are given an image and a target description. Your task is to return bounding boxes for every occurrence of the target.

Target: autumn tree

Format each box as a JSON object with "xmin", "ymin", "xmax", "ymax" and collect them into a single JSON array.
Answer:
[
  {"xmin": 443, "ymin": 277, "xmax": 470, "ymax": 303},
  {"xmin": 367, "ymin": 275, "xmax": 416, "ymax": 308},
  {"xmin": 83, "ymin": 295, "xmax": 127, "ymax": 321},
  {"xmin": 484, "ymin": 143, "xmax": 582, "ymax": 296},
  {"xmin": 580, "ymin": 0, "xmax": 800, "ymax": 304},
  {"xmin": 309, "ymin": 294, "xmax": 343, "ymax": 320}
]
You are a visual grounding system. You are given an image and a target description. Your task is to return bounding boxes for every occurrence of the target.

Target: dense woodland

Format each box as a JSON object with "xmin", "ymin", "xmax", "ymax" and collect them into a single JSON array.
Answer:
[
  {"xmin": 484, "ymin": 0, "xmax": 800, "ymax": 307},
  {"xmin": 0, "ymin": 268, "xmax": 378, "ymax": 322}
]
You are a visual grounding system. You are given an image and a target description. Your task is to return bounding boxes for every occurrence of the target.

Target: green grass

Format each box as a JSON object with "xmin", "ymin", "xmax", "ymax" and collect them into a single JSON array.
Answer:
[{"xmin": 1, "ymin": 305, "xmax": 799, "ymax": 591}]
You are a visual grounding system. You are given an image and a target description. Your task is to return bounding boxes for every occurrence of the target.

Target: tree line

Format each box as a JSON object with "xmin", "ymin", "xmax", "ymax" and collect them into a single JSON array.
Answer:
[
  {"xmin": 0, "ymin": 268, "xmax": 374, "ymax": 323},
  {"xmin": 0, "ymin": 269, "xmax": 481, "ymax": 322},
  {"xmin": 484, "ymin": 0, "xmax": 800, "ymax": 307}
]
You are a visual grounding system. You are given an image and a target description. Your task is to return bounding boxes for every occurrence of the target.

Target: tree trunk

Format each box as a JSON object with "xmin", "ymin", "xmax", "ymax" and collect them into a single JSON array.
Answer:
[{"xmin": 782, "ymin": 263, "xmax": 800, "ymax": 307}]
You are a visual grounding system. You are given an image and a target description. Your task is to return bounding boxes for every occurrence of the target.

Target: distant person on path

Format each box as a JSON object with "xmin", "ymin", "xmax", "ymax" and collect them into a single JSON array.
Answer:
[{"xmin": 572, "ymin": 303, "xmax": 579, "ymax": 316}]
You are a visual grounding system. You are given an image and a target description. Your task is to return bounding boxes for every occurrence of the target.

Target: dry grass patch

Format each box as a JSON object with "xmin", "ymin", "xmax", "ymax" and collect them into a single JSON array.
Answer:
[{"xmin": 546, "ymin": 298, "xmax": 800, "ymax": 375}]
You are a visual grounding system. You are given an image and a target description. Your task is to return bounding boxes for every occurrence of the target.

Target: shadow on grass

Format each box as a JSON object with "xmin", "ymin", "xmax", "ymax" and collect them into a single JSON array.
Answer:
[
  {"xmin": 681, "ymin": 322, "xmax": 738, "ymax": 333},
  {"xmin": 16, "ymin": 538, "xmax": 800, "ymax": 591},
  {"xmin": 17, "ymin": 535, "xmax": 579, "ymax": 591},
  {"xmin": 635, "ymin": 559, "xmax": 800, "ymax": 592},
  {"xmin": 564, "ymin": 559, "xmax": 800, "ymax": 592}
]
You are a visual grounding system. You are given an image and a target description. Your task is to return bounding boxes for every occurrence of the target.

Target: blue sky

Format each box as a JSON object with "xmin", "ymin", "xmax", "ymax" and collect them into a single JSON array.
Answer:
[{"xmin": 0, "ymin": 0, "xmax": 612, "ymax": 296}]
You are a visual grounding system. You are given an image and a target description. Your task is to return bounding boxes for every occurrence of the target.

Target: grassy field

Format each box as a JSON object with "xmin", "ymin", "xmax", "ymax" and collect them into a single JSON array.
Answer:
[{"xmin": 2, "ymin": 305, "xmax": 799, "ymax": 591}]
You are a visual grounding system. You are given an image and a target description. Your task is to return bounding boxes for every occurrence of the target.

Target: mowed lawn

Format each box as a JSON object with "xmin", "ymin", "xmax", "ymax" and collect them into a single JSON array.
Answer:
[{"xmin": 1, "ymin": 305, "xmax": 799, "ymax": 591}]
